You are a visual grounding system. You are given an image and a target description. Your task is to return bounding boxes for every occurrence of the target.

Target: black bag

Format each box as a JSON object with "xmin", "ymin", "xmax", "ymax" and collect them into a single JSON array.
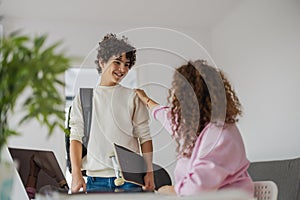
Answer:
[{"xmin": 65, "ymin": 88, "xmax": 93, "ymax": 175}]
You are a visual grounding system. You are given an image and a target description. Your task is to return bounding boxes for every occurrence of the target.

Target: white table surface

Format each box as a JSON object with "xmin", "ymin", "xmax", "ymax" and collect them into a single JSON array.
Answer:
[{"xmin": 35, "ymin": 190, "xmax": 255, "ymax": 200}]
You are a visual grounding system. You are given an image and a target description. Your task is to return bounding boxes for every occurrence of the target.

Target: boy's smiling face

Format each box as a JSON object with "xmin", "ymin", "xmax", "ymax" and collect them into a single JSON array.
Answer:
[{"xmin": 100, "ymin": 53, "xmax": 131, "ymax": 86}]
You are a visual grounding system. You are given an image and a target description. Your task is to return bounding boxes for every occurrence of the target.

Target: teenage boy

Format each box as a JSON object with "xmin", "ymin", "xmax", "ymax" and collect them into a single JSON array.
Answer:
[{"xmin": 69, "ymin": 33, "xmax": 154, "ymax": 193}]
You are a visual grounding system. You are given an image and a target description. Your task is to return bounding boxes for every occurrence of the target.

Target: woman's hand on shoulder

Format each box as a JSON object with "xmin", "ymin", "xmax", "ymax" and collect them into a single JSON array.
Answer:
[
  {"xmin": 134, "ymin": 89, "xmax": 149, "ymax": 105},
  {"xmin": 134, "ymin": 88, "xmax": 159, "ymax": 109}
]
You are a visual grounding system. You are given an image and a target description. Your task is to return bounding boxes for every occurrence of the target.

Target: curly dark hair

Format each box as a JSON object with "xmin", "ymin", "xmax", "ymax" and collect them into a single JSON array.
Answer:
[
  {"xmin": 168, "ymin": 60, "xmax": 242, "ymax": 158},
  {"xmin": 95, "ymin": 33, "xmax": 136, "ymax": 74}
]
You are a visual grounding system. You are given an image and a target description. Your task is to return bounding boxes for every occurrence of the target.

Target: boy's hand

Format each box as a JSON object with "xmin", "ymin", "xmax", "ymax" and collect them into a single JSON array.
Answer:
[
  {"xmin": 143, "ymin": 171, "xmax": 155, "ymax": 191},
  {"xmin": 71, "ymin": 172, "xmax": 86, "ymax": 193}
]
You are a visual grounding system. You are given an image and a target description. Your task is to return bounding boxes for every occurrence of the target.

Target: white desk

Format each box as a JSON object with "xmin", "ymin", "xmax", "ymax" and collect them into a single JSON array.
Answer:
[{"xmin": 35, "ymin": 190, "xmax": 255, "ymax": 200}]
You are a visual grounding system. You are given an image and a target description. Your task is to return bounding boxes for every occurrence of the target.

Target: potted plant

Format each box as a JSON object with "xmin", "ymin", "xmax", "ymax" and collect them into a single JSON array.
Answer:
[{"xmin": 0, "ymin": 31, "xmax": 70, "ymax": 199}]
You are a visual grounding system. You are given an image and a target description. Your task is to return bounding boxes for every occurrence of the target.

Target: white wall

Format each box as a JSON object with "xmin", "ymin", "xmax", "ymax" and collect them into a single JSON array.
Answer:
[{"xmin": 211, "ymin": 0, "xmax": 300, "ymax": 161}]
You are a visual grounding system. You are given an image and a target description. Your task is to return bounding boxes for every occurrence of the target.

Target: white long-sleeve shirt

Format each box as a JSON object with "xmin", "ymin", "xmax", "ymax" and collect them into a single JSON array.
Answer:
[{"xmin": 70, "ymin": 84, "xmax": 152, "ymax": 177}]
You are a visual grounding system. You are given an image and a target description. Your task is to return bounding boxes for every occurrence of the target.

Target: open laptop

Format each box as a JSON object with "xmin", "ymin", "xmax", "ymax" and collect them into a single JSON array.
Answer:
[{"xmin": 8, "ymin": 147, "xmax": 69, "ymax": 199}]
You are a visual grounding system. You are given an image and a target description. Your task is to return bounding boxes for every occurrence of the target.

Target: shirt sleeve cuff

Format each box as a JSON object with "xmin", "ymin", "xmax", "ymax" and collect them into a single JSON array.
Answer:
[
  {"xmin": 139, "ymin": 137, "xmax": 152, "ymax": 144},
  {"xmin": 151, "ymin": 105, "xmax": 169, "ymax": 120},
  {"xmin": 69, "ymin": 134, "xmax": 83, "ymax": 143}
]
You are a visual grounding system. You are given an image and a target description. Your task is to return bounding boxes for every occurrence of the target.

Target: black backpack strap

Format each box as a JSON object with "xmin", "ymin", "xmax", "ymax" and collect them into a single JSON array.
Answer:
[
  {"xmin": 66, "ymin": 106, "xmax": 72, "ymax": 132},
  {"xmin": 80, "ymin": 88, "xmax": 93, "ymax": 149}
]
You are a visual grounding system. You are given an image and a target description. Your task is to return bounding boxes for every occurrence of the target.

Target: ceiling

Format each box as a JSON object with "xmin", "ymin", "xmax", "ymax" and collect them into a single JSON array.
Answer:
[{"xmin": 1, "ymin": 0, "xmax": 243, "ymax": 29}]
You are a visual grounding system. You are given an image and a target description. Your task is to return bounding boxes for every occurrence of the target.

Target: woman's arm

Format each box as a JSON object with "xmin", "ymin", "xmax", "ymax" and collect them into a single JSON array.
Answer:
[{"xmin": 135, "ymin": 89, "xmax": 173, "ymax": 135}]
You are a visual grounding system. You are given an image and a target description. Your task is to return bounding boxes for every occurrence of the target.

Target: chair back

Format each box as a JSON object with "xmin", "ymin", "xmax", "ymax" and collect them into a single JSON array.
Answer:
[{"xmin": 254, "ymin": 181, "xmax": 278, "ymax": 200}]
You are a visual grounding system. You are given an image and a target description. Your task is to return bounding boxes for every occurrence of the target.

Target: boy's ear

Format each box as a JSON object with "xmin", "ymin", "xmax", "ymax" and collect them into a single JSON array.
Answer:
[{"xmin": 99, "ymin": 59, "xmax": 105, "ymax": 69}]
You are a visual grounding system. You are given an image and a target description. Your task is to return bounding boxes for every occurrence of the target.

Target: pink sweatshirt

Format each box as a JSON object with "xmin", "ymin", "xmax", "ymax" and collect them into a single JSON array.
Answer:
[{"xmin": 152, "ymin": 105, "xmax": 254, "ymax": 196}]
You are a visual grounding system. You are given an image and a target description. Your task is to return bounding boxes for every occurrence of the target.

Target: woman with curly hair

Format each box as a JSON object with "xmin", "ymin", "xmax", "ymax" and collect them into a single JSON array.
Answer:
[{"xmin": 135, "ymin": 60, "xmax": 254, "ymax": 196}]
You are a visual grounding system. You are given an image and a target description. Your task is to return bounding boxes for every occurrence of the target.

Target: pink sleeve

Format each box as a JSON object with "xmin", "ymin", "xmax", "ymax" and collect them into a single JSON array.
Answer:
[
  {"xmin": 151, "ymin": 105, "xmax": 173, "ymax": 135},
  {"xmin": 174, "ymin": 124, "xmax": 250, "ymax": 196},
  {"xmin": 174, "ymin": 159, "xmax": 230, "ymax": 195}
]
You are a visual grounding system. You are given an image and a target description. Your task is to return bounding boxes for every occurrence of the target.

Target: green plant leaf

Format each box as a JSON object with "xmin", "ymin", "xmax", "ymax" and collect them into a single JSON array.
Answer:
[{"xmin": 0, "ymin": 32, "xmax": 71, "ymax": 149}]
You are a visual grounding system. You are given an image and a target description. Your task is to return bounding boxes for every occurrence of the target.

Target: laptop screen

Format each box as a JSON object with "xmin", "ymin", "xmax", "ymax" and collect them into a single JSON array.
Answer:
[{"xmin": 8, "ymin": 147, "xmax": 69, "ymax": 198}]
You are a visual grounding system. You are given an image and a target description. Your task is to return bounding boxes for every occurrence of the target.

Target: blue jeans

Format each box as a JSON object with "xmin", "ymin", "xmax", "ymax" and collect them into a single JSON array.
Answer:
[{"xmin": 86, "ymin": 176, "xmax": 143, "ymax": 193}]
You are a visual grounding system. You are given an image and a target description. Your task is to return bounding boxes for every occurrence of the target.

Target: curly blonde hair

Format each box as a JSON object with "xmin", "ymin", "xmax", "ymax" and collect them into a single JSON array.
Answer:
[{"xmin": 169, "ymin": 60, "xmax": 242, "ymax": 157}]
